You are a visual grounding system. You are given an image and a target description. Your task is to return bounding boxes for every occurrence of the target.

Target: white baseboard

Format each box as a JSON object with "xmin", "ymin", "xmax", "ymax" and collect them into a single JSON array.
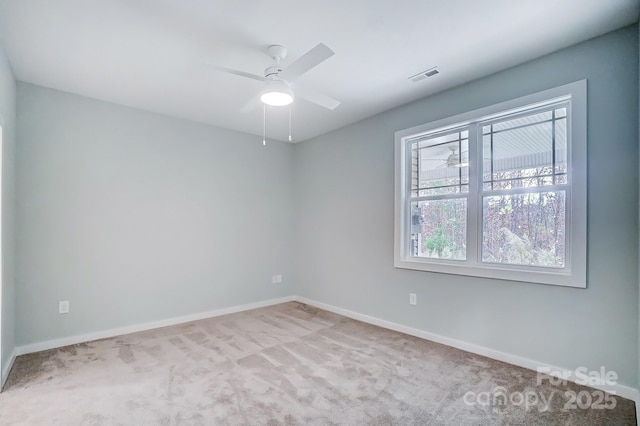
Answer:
[
  {"xmin": 9, "ymin": 293, "xmax": 640, "ymax": 423},
  {"xmin": 1, "ymin": 347, "xmax": 17, "ymax": 389},
  {"xmin": 15, "ymin": 296, "xmax": 295, "ymax": 356},
  {"xmin": 294, "ymin": 296, "xmax": 640, "ymax": 406}
]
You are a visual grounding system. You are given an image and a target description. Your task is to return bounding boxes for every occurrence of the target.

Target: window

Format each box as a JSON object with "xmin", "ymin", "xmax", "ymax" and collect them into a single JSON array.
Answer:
[{"xmin": 394, "ymin": 81, "xmax": 586, "ymax": 287}]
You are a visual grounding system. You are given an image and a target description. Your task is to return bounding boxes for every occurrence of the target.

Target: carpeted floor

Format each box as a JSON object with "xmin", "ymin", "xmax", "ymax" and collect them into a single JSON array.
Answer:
[{"xmin": 0, "ymin": 302, "xmax": 635, "ymax": 425}]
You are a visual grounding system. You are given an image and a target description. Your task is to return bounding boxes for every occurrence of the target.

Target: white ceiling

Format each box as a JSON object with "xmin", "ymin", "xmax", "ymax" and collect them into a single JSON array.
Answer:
[{"xmin": 0, "ymin": 1, "xmax": 638, "ymax": 143}]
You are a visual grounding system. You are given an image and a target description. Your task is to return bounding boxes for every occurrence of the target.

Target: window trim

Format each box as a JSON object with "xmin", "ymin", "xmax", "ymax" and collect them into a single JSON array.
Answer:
[{"xmin": 394, "ymin": 80, "xmax": 587, "ymax": 288}]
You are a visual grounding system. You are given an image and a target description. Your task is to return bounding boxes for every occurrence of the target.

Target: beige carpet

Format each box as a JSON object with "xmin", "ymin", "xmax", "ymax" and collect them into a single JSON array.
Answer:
[{"xmin": 0, "ymin": 302, "xmax": 635, "ymax": 425}]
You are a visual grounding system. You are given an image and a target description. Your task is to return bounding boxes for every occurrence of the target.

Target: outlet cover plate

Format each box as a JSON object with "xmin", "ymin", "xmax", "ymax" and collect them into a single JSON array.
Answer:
[{"xmin": 59, "ymin": 300, "xmax": 70, "ymax": 314}]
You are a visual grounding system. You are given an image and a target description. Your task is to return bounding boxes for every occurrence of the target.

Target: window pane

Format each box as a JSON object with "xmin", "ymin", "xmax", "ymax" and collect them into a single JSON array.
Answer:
[
  {"xmin": 555, "ymin": 111, "xmax": 567, "ymax": 175},
  {"xmin": 482, "ymin": 191, "xmax": 566, "ymax": 267},
  {"xmin": 493, "ymin": 110, "xmax": 552, "ymax": 132},
  {"xmin": 482, "ymin": 105, "xmax": 569, "ymax": 190},
  {"xmin": 556, "ymin": 107, "xmax": 567, "ymax": 118},
  {"xmin": 409, "ymin": 130, "xmax": 468, "ymax": 196},
  {"xmin": 410, "ymin": 199, "xmax": 467, "ymax": 260}
]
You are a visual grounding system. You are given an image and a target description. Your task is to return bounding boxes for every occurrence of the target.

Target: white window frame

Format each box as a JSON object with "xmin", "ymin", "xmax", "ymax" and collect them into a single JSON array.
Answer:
[{"xmin": 394, "ymin": 80, "xmax": 587, "ymax": 288}]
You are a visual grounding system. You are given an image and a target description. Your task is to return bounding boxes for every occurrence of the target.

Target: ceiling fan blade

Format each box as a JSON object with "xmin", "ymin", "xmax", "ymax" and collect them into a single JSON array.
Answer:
[
  {"xmin": 206, "ymin": 64, "xmax": 267, "ymax": 82},
  {"xmin": 279, "ymin": 43, "xmax": 334, "ymax": 82},
  {"xmin": 295, "ymin": 86, "xmax": 340, "ymax": 110},
  {"xmin": 240, "ymin": 93, "xmax": 262, "ymax": 113}
]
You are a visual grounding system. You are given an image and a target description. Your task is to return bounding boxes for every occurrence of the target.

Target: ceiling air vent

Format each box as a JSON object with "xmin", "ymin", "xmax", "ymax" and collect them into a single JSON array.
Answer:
[{"xmin": 409, "ymin": 67, "xmax": 440, "ymax": 83}]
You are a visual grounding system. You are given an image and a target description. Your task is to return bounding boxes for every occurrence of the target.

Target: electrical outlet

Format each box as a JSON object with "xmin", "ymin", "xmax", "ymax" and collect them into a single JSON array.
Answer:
[
  {"xmin": 58, "ymin": 300, "xmax": 70, "ymax": 314},
  {"xmin": 409, "ymin": 293, "xmax": 417, "ymax": 305},
  {"xmin": 272, "ymin": 274, "xmax": 283, "ymax": 284}
]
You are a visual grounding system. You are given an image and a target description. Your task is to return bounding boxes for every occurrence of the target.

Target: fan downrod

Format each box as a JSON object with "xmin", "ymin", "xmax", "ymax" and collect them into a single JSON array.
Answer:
[{"xmin": 264, "ymin": 45, "xmax": 287, "ymax": 78}]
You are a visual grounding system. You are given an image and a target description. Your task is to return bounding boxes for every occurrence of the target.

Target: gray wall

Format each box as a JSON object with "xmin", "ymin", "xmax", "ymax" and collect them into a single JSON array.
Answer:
[
  {"xmin": 16, "ymin": 83, "xmax": 294, "ymax": 346},
  {"xmin": 0, "ymin": 46, "xmax": 16, "ymax": 381},
  {"xmin": 293, "ymin": 25, "xmax": 639, "ymax": 387},
  {"xmin": 9, "ymin": 23, "xmax": 640, "ymax": 390}
]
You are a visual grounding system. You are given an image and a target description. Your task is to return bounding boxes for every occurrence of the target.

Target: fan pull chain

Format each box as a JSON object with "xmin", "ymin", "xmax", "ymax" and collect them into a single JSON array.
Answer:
[
  {"xmin": 288, "ymin": 105, "xmax": 292, "ymax": 142},
  {"xmin": 262, "ymin": 104, "xmax": 266, "ymax": 146}
]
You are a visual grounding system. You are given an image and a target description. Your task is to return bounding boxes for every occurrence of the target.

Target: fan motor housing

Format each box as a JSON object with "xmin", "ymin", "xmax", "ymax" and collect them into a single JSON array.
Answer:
[{"xmin": 264, "ymin": 66, "xmax": 283, "ymax": 78}]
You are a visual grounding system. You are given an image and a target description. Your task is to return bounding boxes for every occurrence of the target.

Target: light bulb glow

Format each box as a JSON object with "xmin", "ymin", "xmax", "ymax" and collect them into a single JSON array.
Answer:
[
  {"xmin": 261, "ymin": 91, "xmax": 293, "ymax": 106},
  {"xmin": 260, "ymin": 80, "xmax": 294, "ymax": 106}
]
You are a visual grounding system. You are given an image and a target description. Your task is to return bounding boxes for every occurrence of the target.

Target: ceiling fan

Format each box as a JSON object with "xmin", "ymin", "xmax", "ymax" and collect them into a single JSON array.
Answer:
[
  {"xmin": 422, "ymin": 146, "xmax": 469, "ymax": 168},
  {"xmin": 211, "ymin": 43, "xmax": 341, "ymax": 112},
  {"xmin": 445, "ymin": 146, "xmax": 468, "ymax": 168}
]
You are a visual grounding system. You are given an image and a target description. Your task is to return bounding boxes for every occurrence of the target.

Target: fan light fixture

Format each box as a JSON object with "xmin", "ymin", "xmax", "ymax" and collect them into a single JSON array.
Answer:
[
  {"xmin": 211, "ymin": 42, "xmax": 339, "ymax": 145},
  {"xmin": 260, "ymin": 80, "xmax": 294, "ymax": 106}
]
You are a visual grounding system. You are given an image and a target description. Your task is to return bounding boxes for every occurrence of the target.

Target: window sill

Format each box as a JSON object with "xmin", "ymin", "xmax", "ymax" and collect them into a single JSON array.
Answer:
[{"xmin": 393, "ymin": 257, "xmax": 586, "ymax": 288}]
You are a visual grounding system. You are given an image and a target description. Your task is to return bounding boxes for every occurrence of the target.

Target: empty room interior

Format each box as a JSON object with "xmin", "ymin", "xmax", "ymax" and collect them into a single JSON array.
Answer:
[{"xmin": 0, "ymin": 0, "xmax": 640, "ymax": 424}]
